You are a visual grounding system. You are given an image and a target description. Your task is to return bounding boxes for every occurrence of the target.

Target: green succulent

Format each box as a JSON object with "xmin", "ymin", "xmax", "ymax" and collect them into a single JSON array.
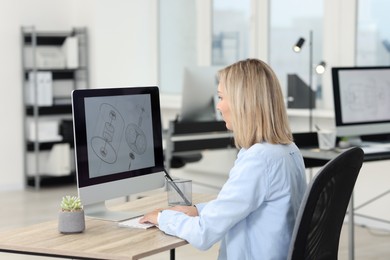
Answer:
[{"xmin": 60, "ymin": 195, "xmax": 83, "ymax": 212}]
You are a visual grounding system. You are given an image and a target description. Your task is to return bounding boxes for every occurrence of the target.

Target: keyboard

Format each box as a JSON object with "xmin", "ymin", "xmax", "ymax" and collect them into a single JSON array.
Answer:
[
  {"xmin": 118, "ymin": 216, "xmax": 156, "ymax": 229},
  {"xmin": 361, "ymin": 144, "xmax": 390, "ymax": 154}
]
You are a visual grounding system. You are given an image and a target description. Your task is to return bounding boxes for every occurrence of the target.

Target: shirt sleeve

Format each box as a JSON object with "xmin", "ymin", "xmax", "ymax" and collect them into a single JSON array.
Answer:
[
  {"xmin": 158, "ymin": 148, "xmax": 271, "ymax": 250},
  {"xmin": 193, "ymin": 202, "xmax": 207, "ymax": 213}
]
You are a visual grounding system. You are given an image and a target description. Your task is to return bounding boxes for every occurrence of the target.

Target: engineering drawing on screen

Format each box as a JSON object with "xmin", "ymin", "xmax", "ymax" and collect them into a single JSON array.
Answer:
[
  {"xmin": 85, "ymin": 94, "xmax": 155, "ymax": 178},
  {"xmin": 340, "ymin": 71, "xmax": 390, "ymax": 124},
  {"xmin": 91, "ymin": 103, "xmax": 125, "ymax": 165},
  {"xmin": 125, "ymin": 105, "xmax": 147, "ymax": 169}
]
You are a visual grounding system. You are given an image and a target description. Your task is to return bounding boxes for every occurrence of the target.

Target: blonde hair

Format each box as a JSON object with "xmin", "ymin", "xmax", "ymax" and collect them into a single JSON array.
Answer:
[{"xmin": 218, "ymin": 59, "xmax": 292, "ymax": 149}]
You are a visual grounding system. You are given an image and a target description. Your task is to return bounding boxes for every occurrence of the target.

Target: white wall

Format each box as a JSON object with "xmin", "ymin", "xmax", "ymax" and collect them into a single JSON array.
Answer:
[
  {"xmin": 0, "ymin": 0, "xmax": 77, "ymax": 190},
  {"xmin": 0, "ymin": 0, "xmax": 159, "ymax": 190},
  {"xmin": 90, "ymin": 0, "xmax": 158, "ymax": 88},
  {"xmin": 0, "ymin": 1, "xmax": 25, "ymax": 190}
]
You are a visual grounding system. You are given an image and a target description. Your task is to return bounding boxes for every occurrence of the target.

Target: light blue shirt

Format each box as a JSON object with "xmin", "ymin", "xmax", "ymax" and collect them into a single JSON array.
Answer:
[{"xmin": 158, "ymin": 142, "xmax": 307, "ymax": 260}]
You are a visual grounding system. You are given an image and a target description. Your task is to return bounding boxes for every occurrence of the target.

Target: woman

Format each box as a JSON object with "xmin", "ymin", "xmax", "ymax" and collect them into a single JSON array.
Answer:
[{"xmin": 140, "ymin": 58, "xmax": 307, "ymax": 259}]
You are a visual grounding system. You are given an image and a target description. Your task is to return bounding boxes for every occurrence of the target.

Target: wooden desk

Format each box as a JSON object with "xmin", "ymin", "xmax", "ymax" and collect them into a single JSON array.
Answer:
[
  {"xmin": 301, "ymin": 147, "xmax": 390, "ymax": 164},
  {"xmin": 294, "ymin": 132, "xmax": 390, "ymax": 167},
  {"xmin": 0, "ymin": 193, "xmax": 215, "ymax": 260}
]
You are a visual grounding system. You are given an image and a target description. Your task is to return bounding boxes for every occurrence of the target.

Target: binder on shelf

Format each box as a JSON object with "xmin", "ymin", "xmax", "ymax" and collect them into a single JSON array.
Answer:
[
  {"xmin": 62, "ymin": 36, "xmax": 79, "ymax": 69},
  {"xmin": 47, "ymin": 143, "xmax": 72, "ymax": 176},
  {"xmin": 27, "ymin": 120, "xmax": 63, "ymax": 142},
  {"xmin": 26, "ymin": 143, "xmax": 73, "ymax": 177},
  {"xmin": 25, "ymin": 71, "xmax": 53, "ymax": 106}
]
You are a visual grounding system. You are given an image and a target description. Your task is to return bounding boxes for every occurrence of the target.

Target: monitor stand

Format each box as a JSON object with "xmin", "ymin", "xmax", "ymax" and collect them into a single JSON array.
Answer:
[
  {"xmin": 84, "ymin": 202, "xmax": 142, "ymax": 222},
  {"xmin": 342, "ymin": 136, "xmax": 363, "ymax": 147}
]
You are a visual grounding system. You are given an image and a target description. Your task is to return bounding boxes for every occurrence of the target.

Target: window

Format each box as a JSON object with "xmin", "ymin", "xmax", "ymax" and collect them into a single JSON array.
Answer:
[
  {"xmin": 212, "ymin": 0, "xmax": 251, "ymax": 65},
  {"xmin": 357, "ymin": 0, "xmax": 390, "ymax": 66},
  {"xmin": 269, "ymin": 0, "xmax": 324, "ymax": 104},
  {"xmin": 159, "ymin": 0, "xmax": 252, "ymax": 94},
  {"xmin": 159, "ymin": 0, "xmax": 197, "ymax": 94}
]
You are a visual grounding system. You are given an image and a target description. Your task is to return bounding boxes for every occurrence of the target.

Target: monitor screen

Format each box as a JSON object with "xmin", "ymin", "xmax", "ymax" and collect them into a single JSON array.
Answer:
[
  {"xmin": 180, "ymin": 66, "xmax": 222, "ymax": 122},
  {"xmin": 72, "ymin": 86, "xmax": 165, "ymax": 221},
  {"xmin": 332, "ymin": 66, "xmax": 390, "ymax": 137}
]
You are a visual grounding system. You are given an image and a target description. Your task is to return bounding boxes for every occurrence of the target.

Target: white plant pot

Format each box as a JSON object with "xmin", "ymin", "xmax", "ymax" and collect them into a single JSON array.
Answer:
[{"xmin": 58, "ymin": 210, "xmax": 85, "ymax": 234}]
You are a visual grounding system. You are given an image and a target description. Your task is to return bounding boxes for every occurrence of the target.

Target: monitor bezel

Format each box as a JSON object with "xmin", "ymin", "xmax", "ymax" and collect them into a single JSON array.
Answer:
[
  {"xmin": 72, "ymin": 86, "xmax": 164, "ymax": 188},
  {"xmin": 332, "ymin": 66, "xmax": 390, "ymax": 137}
]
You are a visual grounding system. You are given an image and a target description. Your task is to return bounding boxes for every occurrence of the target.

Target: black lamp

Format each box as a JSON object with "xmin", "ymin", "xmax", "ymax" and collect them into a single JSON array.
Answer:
[
  {"xmin": 293, "ymin": 38, "xmax": 305, "ymax": 53},
  {"xmin": 292, "ymin": 31, "xmax": 326, "ymax": 132}
]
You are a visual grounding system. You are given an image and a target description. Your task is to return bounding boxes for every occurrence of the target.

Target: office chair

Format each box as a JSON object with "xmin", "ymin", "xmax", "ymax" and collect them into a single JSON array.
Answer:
[{"xmin": 287, "ymin": 147, "xmax": 364, "ymax": 260}]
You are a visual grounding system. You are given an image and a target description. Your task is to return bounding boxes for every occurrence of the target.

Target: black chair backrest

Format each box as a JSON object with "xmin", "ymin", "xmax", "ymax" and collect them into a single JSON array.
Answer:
[{"xmin": 288, "ymin": 147, "xmax": 364, "ymax": 260}]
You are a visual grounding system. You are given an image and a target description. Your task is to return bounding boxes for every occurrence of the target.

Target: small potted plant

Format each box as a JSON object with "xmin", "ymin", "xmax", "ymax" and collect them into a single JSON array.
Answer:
[
  {"xmin": 58, "ymin": 195, "xmax": 85, "ymax": 234},
  {"xmin": 338, "ymin": 136, "xmax": 350, "ymax": 149}
]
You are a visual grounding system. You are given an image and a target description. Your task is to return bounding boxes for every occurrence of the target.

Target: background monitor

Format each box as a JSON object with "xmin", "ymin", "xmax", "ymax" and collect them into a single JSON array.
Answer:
[
  {"xmin": 332, "ymin": 66, "xmax": 390, "ymax": 138},
  {"xmin": 72, "ymin": 86, "xmax": 165, "ymax": 221},
  {"xmin": 180, "ymin": 66, "xmax": 222, "ymax": 122}
]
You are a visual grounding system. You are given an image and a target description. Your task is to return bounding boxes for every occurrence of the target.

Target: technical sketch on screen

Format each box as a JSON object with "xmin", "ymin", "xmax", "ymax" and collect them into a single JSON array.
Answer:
[
  {"xmin": 84, "ymin": 94, "xmax": 155, "ymax": 178},
  {"xmin": 339, "ymin": 70, "xmax": 390, "ymax": 124},
  {"xmin": 125, "ymin": 104, "xmax": 148, "ymax": 169},
  {"xmin": 90, "ymin": 103, "xmax": 125, "ymax": 164}
]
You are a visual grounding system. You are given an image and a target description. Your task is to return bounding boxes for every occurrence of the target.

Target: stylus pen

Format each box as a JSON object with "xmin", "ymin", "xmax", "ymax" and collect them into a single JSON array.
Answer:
[{"xmin": 163, "ymin": 169, "xmax": 192, "ymax": 206}]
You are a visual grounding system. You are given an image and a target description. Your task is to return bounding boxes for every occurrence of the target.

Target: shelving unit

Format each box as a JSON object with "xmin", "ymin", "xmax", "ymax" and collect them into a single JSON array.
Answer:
[{"xmin": 21, "ymin": 26, "xmax": 89, "ymax": 189}]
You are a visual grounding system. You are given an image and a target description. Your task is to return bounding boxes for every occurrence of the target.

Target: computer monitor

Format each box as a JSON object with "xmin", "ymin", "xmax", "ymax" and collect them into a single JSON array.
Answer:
[
  {"xmin": 180, "ymin": 66, "xmax": 222, "ymax": 122},
  {"xmin": 72, "ymin": 86, "xmax": 165, "ymax": 221},
  {"xmin": 332, "ymin": 66, "xmax": 390, "ymax": 138}
]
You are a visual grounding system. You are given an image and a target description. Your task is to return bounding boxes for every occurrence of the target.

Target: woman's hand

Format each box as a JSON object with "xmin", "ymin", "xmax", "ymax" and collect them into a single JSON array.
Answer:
[
  {"xmin": 139, "ymin": 205, "xmax": 199, "ymax": 225},
  {"xmin": 139, "ymin": 208, "xmax": 161, "ymax": 225},
  {"xmin": 169, "ymin": 205, "xmax": 199, "ymax": 217}
]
